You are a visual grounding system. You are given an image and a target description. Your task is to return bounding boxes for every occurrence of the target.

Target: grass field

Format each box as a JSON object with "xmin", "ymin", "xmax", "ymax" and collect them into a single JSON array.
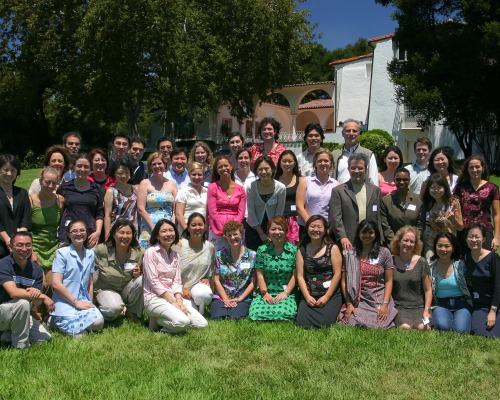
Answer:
[{"xmin": 3, "ymin": 169, "xmax": 499, "ymax": 400}]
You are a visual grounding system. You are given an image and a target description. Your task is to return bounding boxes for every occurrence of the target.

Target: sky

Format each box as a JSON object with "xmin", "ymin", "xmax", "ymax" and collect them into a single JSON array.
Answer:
[{"xmin": 297, "ymin": 0, "xmax": 398, "ymax": 50}]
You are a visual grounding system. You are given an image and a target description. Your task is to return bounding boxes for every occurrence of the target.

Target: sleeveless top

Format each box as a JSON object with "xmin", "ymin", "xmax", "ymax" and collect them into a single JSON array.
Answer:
[
  {"xmin": 111, "ymin": 186, "xmax": 138, "ymax": 231},
  {"xmin": 283, "ymin": 177, "xmax": 299, "ymax": 218},
  {"xmin": 31, "ymin": 196, "xmax": 61, "ymax": 269},
  {"xmin": 300, "ymin": 244, "xmax": 334, "ymax": 298}
]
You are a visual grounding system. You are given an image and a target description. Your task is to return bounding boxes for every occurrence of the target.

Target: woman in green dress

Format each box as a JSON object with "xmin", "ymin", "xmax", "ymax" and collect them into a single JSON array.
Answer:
[
  {"xmin": 249, "ymin": 215, "xmax": 298, "ymax": 321},
  {"xmin": 30, "ymin": 167, "xmax": 64, "ymax": 292}
]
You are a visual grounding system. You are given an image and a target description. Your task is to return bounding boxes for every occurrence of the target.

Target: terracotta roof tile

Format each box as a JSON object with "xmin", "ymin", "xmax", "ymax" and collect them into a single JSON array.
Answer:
[
  {"xmin": 329, "ymin": 53, "xmax": 373, "ymax": 67},
  {"xmin": 298, "ymin": 99, "xmax": 333, "ymax": 109}
]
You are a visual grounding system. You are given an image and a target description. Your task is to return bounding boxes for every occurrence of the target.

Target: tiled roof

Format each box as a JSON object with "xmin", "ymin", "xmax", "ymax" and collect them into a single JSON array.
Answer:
[
  {"xmin": 298, "ymin": 99, "xmax": 333, "ymax": 109},
  {"xmin": 329, "ymin": 53, "xmax": 373, "ymax": 66},
  {"xmin": 368, "ymin": 33, "xmax": 395, "ymax": 42}
]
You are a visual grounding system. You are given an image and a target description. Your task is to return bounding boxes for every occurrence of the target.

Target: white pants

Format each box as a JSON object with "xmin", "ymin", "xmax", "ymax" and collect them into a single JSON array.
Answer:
[
  {"xmin": 145, "ymin": 297, "xmax": 208, "ymax": 333},
  {"xmin": 96, "ymin": 277, "xmax": 144, "ymax": 320},
  {"xmin": 0, "ymin": 299, "xmax": 51, "ymax": 349},
  {"xmin": 188, "ymin": 283, "xmax": 213, "ymax": 314}
]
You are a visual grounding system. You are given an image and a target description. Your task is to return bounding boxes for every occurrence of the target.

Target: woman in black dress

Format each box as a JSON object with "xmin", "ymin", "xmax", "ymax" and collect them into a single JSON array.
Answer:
[{"xmin": 296, "ymin": 215, "xmax": 342, "ymax": 329}]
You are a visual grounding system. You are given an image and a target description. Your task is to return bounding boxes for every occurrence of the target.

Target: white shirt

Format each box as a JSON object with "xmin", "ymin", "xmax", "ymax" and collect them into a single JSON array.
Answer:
[
  {"xmin": 337, "ymin": 144, "xmax": 378, "ymax": 185},
  {"xmin": 297, "ymin": 150, "xmax": 315, "ymax": 177}
]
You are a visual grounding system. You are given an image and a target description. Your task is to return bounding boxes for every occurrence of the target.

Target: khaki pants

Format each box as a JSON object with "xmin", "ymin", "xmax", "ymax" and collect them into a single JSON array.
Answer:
[
  {"xmin": 0, "ymin": 299, "xmax": 51, "ymax": 349},
  {"xmin": 95, "ymin": 277, "xmax": 144, "ymax": 320}
]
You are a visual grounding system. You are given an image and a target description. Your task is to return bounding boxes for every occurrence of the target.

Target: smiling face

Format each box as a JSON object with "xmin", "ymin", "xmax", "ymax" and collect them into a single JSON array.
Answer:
[
  {"xmin": 48, "ymin": 152, "xmax": 65, "ymax": 174},
  {"xmin": 188, "ymin": 216, "xmax": 205, "ymax": 239},
  {"xmin": 194, "ymin": 146, "xmax": 207, "ymax": 164},
  {"xmin": 223, "ymin": 229, "xmax": 243, "ymax": 247},
  {"xmin": 260, "ymin": 123, "xmax": 275, "ymax": 142},
  {"xmin": 65, "ymin": 135, "xmax": 81, "ymax": 155},
  {"xmin": 268, "ymin": 222, "xmax": 285, "ymax": 245},
  {"xmin": 466, "ymin": 227, "xmax": 485, "ymax": 252},
  {"xmin": 40, "ymin": 172, "xmax": 59, "ymax": 194},
  {"xmin": 237, "ymin": 151, "xmax": 251, "ymax": 170},
  {"xmin": 159, "ymin": 140, "xmax": 174, "ymax": 158},
  {"xmin": 189, "ymin": 168, "xmax": 204, "ymax": 186},
  {"xmin": 172, "ymin": 153, "xmax": 188, "ymax": 174},
  {"xmin": 74, "ymin": 157, "xmax": 91, "ymax": 179},
  {"xmin": 113, "ymin": 225, "xmax": 134, "ymax": 250},
  {"xmin": 113, "ymin": 137, "xmax": 129, "ymax": 159},
  {"xmin": 129, "ymin": 142, "xmax": 144, "ymax": 161},
  {"xmin": 115, "ymin": 166, "xmax": 131, "ymax": 183},
  {"xmin": 305, "ymin": 130, "xmax": 322, "ymax": 152},
  {"xmin": 11, "ymin": 234, "xmax": 33, "ymax": 264},
  {"xmin": 256, "ymin": 160, "xmax": 273, "ymax": 181},
  {"xmin": 216, "ymin": 158, "xmax": 232, "ymax": 178},
  {"xmin": 349, "ymin": 159, "xmax": 366, "ymax": 184},
  {"xmin": 395, "ymin": 171, "xmax": 410, "ymax": 192},
  {"xmin": 429, "ymin": 183, "xmax": 445, "ymax": 200},
  {"xmin": 435, "ymin": 236, "xmax": 453, "ymax": 260},
  {"xmin": 0, "ymin": 162, "xmax": 18, "ymax": 186},
  {"xmin": 157, "ymin": 222, "xmax": 176, "ymax": 248},
  {"xmin": 467, "ymin": 159, "xmax": 484, "ymax": 181},
  {"xmin": 92, "ymin": 154, "xmax": 107, "ymax": 174},
  {"xmin": 399, "ymin": 231, "xmax": 416, "ymax": 256},
  {"xmin": 384, "ymin": 151, "xmax": 401, "ymax": 170},
  {"xmin": 68, "ymin": 221, "xmax": 88, "ymax": 245},
  {"xmin": 307, "ymin": 219, "xmax": 326, "ymax": 242},
  {"xmin": 150, "ymin": 157, "xmax": 165, "ymax": 176},
  {"xmin": 359, "ymin": 227, "xmax": 376, "ymax": 247},
  {"xmin": 279, "ymin": 154, "xmax": 295, "ymax": 174},
  {"xmin": 415, "ymin": 143, "xmax": 430, "ymax": 164},
  {"xmin": 433, "ymin": 152, "xmax": 449, "ymax": 173},
  {"xmin": 342, "ymin": 121, "xmax": 360, "ymax": 149},
  {"xmin": 314, "ymin": 152, "xmax": 331, "ymax": 176},
  {"xmin": 229, "ymin": 137, "xmax": 243, "ymax": 153}
]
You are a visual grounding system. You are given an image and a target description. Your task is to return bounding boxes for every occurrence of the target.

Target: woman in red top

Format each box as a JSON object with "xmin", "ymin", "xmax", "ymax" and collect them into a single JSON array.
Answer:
[{"xmin": 248, "ymin": 117, "xmax": 287, "ymax": 168}]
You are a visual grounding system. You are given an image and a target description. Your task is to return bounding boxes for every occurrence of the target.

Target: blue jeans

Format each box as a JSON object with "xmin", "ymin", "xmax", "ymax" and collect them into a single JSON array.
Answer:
[{"xmin": 432, "ymin": 298, "xmax": 472, "ymax": 333}]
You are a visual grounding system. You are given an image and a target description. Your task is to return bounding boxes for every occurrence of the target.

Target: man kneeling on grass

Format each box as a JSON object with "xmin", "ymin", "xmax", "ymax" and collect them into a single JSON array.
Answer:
[{"xmin": 0, "ymin": 232, "xmax": 53, "ymax": 349}]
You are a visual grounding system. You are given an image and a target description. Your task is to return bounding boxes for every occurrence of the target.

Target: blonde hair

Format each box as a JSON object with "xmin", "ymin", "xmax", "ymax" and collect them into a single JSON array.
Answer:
[
  {"xmin": 390, "ymin": 225, "xmax": 423, "ymax": 256},
  {"xmin": 189, "ymin": 141, "xmax": 214, "ymax": 167},
  {"xmin": 146, "ymin": 152, "xmax": 168, "ymax": 173},
  {"xmin": 39, "ymin": 166, "xmax": 60, "ymax": 180},
  {"xmin": 188, "ymin": 161, "xmax": 204, "ymax": 174}
]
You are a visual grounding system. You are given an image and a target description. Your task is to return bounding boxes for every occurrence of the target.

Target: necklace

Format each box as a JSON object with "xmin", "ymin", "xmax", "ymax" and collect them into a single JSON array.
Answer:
[{"xmin": 399, "ymin": 256, "xmax": 412, "ymax": 269}]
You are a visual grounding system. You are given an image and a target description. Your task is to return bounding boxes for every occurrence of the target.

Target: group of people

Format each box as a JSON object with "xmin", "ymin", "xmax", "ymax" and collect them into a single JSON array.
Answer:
[{"xmin": 0, "ymin": 117, "xmax": 499, "ymax": 349}]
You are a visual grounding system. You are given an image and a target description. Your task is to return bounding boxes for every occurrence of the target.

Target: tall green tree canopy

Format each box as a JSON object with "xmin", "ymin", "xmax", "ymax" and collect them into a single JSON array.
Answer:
[
  {"xmin": 376, "ymin": 0, "xmax": 500, "ymax": 165},
  {"xmin": 0, "ymin": 0, "xmax": 312, "ymax": 154}
]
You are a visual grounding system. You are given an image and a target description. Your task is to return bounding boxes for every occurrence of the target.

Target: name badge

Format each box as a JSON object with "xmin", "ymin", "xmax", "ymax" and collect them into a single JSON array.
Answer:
[
  {"xmin": 240, "ymin": 262, "xmax": 251, "ymax": 270},
  {"xmin": 407, "ymin": 204, "xmax": 416, "ymax": 211},
  {"xmin": 203, "ymin": 181, "xmax": 209, "ymax": 187},
  {"xmin": 322, "ymin": 280, "xmax": 331, "ymax": 289},
  {"xmin": 290, "ymin": 205, "xmax": 297, "ymax": 211},
  {"xmin": 124, "ymin": 263, "xmax": 136, "ymax": 270},
  {"xmin": 268, "ymin": 198, "xmax": 277, "ymax": 205},
  {"xmin": 372, "ymin": 205, "xmax": 378, "ymax": 212},
  {"xmin": 473, "ymin": 292, "xmax": 479, "ymax": 299}
]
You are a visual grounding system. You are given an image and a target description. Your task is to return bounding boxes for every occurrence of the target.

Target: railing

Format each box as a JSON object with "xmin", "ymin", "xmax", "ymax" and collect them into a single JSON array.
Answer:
[{"xmin": 402, "ymin": 110, "xmax": 425, "ymax": 129}]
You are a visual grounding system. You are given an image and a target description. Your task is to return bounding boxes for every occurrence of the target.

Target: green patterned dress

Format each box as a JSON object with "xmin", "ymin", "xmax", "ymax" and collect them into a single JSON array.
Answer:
[{"xmin": 249, "ymin": 241, "xmax": 298, "ymax": 321}]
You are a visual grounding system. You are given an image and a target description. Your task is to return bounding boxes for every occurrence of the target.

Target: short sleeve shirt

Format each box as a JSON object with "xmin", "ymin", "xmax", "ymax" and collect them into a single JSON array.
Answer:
[{"xmin": 0, "ymin": 255, "xmax": 43, "ymax": 303}]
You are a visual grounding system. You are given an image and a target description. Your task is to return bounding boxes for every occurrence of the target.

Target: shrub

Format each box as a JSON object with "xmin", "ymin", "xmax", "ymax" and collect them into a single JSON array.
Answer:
[
  {"xmin": 363, "ymin": 129, "xmax": 394, "ymax": 144},
  {"xmin": 359, "ymin": 134, "xmax": 393, "ymax": 162},
  {"xmin": 303, "ymin": 142, "xmax": 342, "ymax": 152},
  {"xmin": 21, "ymin": 150, "xmax": 44, "ymax": 170}
]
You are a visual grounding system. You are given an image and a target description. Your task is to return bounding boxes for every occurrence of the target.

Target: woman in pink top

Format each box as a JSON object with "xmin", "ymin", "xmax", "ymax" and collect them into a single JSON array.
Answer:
[
  {"xmin": 143, "ymin": 219, "xmax": 207, "ymax": 333},
  {"xmin": 207, "ymin": 155, "xmax": 246, "ymax": 252},
  {"xmin": 378, "ymin": 146, "xmax": 403, "ymax": 197}
]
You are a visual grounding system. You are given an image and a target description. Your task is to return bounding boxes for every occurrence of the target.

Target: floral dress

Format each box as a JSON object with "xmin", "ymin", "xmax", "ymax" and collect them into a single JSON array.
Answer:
[
  {"xmin": 214, "ymin": 247, "xmax": 256, "ymax": 301},
  {"xmin": 139, "ymin": 191, "xmax": 174, "ymax": 249},
  {"xmin": 249, "ymin": 241, "xmax": 298, "ymax": 321}
]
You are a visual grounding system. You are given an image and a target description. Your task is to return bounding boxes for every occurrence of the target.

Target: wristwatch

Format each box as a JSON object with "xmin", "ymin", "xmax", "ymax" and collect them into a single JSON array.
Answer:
[{"xmin": 490, "ymin": 306, "xmax": 498, "ymax": 313}]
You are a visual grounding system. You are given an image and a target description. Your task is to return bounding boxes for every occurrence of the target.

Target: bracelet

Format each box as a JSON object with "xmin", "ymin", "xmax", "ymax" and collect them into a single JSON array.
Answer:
[
  {"xmin": 284, "ymin": 288, "xmax": 290, "ymax": 295},
  {"xmin": 382, "ymin": 300, "xmax": 389, "ymax": 305},
  {"xmin": 261, "ymin": 289, "xmax": 268, "ymax": 295}
]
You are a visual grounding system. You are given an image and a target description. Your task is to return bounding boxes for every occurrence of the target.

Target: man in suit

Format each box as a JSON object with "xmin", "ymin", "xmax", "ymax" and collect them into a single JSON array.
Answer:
[{"xmin": 329, "ymin": 153, "xmax": 382, "ymax": 251}]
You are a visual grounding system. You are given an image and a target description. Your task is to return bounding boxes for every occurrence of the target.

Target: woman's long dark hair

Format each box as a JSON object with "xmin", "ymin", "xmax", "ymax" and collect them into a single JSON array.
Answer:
[
  {"xmin": 299, "ymin": 215, "xmax": 331, "ymax": 248},
  {"xmin": 353, "ymin": 219, "xmax": 381, "ymax": 259},
  {"xmin": 422, "ymin": 173, "xmax": 454, "ymax": 210},
  {"xmin": 105, "ymin": 218, "xmax": 139, "ymax": 249},
  {"xmin": 430, "ymin": 231, "xmax": 461, "ymax": 261},
  {"xmin": 149, "ymin": 219, "xmax": 179, "ymax": 247}
]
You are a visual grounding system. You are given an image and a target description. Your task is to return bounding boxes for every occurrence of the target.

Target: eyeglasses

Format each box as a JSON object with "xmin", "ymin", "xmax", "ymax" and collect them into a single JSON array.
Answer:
[
  {"xmin": 70, "ymin": 229, "xmax": 87, "ymax": 234},
  {"xmin": 395, "ymin": 178, "xmax": 410, "ymax": 182}
]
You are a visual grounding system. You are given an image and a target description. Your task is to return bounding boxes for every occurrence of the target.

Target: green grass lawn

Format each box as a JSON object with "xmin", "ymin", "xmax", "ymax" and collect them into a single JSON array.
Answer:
[
  {"xmin": 1, "ymin": 319, "xmax": 499, "ymax": 400},
  {"xmin": 5, "ymin": 169, "xmax": 499, "ymax": 399}
]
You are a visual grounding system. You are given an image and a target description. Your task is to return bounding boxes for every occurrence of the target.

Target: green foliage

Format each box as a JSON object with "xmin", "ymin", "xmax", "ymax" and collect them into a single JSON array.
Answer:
[
  {"xmin": 0, "ymin": 319, "xmax": 499, "ymax": 399},
  {"xmin": 363, "ymin": 129, "xmax": 394, "ymax": 145},
  {"xmin": 0, "ymin": 0, "xmax": 313, "ymax": 154},
  {"xmin": 359, "ymin": 133, "xmax": 393, "ymax": 161},
  {"xmin": 376, "ymin": 0, "xmax": 500, "ymax": 165},
  {"xmin": 20, "ymin": 150, "xmax": 44, "ymax": 170},
  {"xmin": 302, "ymin": 142, "xmax": 342, "ymax": 152}
]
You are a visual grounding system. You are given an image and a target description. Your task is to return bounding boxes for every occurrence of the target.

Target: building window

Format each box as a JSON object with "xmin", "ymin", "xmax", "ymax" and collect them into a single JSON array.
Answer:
[{"xmin": 365, "ymin": 63, "xmax": 372, "ymax": 78}]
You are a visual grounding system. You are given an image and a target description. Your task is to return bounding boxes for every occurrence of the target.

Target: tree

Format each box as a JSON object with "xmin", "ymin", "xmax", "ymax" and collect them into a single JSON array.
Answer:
[
  {"xmin": 376, "ymin": 0, "xmax": 500, "ymax": 168},
  {"xmin": 0, "ymin": 0, "xmax": 313, "ymax": 154}
]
